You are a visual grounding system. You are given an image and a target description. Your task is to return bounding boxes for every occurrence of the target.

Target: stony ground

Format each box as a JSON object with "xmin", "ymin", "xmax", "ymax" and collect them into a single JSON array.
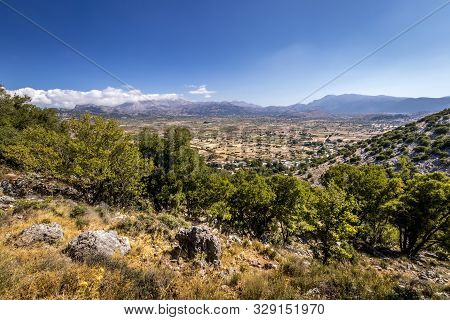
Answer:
[{"xmin": 0, "ymin": 169, "xmax": 449, "ymax": 300}]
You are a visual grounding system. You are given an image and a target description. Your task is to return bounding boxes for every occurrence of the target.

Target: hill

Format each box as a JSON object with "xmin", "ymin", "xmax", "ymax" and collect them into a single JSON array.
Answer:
[{"xmin": 305, "ymin": 108, "xmax": 450, "ymax": 181}]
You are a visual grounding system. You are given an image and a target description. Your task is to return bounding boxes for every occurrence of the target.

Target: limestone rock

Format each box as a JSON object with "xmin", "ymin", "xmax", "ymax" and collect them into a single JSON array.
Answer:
[
  {"xmin": 15, "ymin": 223, "xmax": 64, "ymax": 246},
  {"xmin": 174, "ymin": 225, "xmax": 221, "ymax": 264},
  {"xmin": 0, "ymin": 195, "xmax": 16, "ymax": 204},
  {"xmin": 65, "ymin": 230, "xmax": 131, "ymax": 261}
]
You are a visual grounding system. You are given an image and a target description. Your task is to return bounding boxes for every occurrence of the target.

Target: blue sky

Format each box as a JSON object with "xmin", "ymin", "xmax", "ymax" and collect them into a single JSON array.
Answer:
[{"xmin": 1, "ymin": 0, "xmax": 449, "ymax": 106}]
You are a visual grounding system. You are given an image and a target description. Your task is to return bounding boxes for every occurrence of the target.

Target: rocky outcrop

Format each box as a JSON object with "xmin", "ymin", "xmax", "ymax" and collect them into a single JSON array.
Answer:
[
  {"xmin": 0, "ymin": 174, "xmax": 81, "ymax": 200},
  {"xmin": 174, "ymin": 225, "xmax": 221, "ymax": 264},
  {"xmin": 15, "ymin": 223, "xmax": 64, "ymax": 246},
  {"xmin": 0, "ymin": 195, "xmax": 16, "ymax": 209},
  {"xmin": 65, "ymin": 230, "xmax": 131, "ymax": 261}
]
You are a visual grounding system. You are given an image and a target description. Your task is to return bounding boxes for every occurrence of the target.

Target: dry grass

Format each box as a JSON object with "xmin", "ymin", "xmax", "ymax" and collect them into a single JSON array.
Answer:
[{"xmin": 0, "ymin": 199, "xmax": 446, "ymax": 300}]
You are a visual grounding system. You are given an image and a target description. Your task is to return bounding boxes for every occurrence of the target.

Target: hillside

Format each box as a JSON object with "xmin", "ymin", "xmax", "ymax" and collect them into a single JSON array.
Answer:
[
  {"xmin": 305, "ymin": 108, "xmax": 450, "ymax": 182},
  {"xmin": 0, "ymin": 171, "xmax": 449, "ymax": 299}
]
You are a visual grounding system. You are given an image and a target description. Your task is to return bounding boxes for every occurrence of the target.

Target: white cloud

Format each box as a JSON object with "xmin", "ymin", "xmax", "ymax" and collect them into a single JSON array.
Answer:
[
  {"xmin": 8, "ymin": 87, "xmax": 179, "ymax": 108},
  {"xmin": 188, "ymin": 85, "xmax": 215, "ymax": 98}
]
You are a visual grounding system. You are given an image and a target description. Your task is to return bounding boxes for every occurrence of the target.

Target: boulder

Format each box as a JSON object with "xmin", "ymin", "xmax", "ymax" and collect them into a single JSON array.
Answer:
[
  {"xmin": 0, "ymin": 195, "xmax": 16, "ymax": 209},
  {"xmin": 15, "ymin": 223, "xmax": 64, "ymax": 246},
  {"xmin": 65, "ymin": 230, "xmax": 131, "ymax": 261},
  {"xmin": 174, "ymin": 225, "xmax": 221, "ymax": 264},
  {"xmin": 0, "ymin": 195, "xmax": 16, "ymax": 204}
]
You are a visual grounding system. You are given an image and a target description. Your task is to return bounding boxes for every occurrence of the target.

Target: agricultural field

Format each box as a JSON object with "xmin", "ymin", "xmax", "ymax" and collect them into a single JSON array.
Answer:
[{"xmin": 120, "ymin": 117, "xmax": 405, "ymax": 168}]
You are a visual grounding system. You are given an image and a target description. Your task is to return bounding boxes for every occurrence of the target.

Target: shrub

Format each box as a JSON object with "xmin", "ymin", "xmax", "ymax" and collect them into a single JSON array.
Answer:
[
  {"xmin": 114, "ymin": 212, "xmax": 162, "ymax": 236},
  {"xmin": 414, "ymin": 146, "xmax": 431, "ymax": 154},
  {"xmin": 13, "ymin": 199, "xmax": 49, "ymax": 215},
  {"xmin": 70, "ymin": 204, "xmax": 87, "ymax": 218},
  {"xmin": 434, "ymin": 125, "xmax": 448, "ymax": 135},
  {"xmin": 307, "ymin": 183, "xmax": 358, "ymax": 263},
  {"xmin": 157, "ymin": 212, "xmax": 190, "ymax": 230},
  {"xmin": 75, "ymin": 216, "xmax": 90, "ymax": 230},
  {"xmin": 417, "ymin": 135, "xmax": 431, "ymax": 147},
  {"xmin": 4, "ymin": 115, "xmax": 150, "ymax": 206}
]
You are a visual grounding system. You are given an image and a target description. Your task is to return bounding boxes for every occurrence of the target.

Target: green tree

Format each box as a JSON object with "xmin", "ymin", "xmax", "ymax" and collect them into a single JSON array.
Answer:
[
  {"xmin": 185, "ymin": 171, "xmax": 236, "ymax": 221},
  {"xmin": 267, "ymin": 175, "xmax": 314, "ymax": 243},
  {"xmin": 2, "ymin": 126, "xmax": 69, "ymax": 175},
  {"xmin": 322, "ymin": 164, "xmax": 401, "ymax": 248},
  {"xmin": 383, "ymin": 172, "xmax": 449, "ymax": 258},
  {"xmin": 138, "ymin": 128, "xmax": 164, "ymax": 164},
  {"xmin": 65, "ymin": 115, "xmax": 150, "ymax": 205},
  {"xmin": 0, "ymin": 86, "xmax": 60, "ymax": 154},
  {"xmin": 139, "ymin": 126, "xmax": 205, "ymax": 211},
  {"xmin": 4, "ymin": 114, "xmax": 149, "ymax": 206},
  {"xmin": 308, "ymin": 183, "xmax": 358, "ymax": 263},
  {"xmin": 229, "ymin": 170, "xmax": 275, "ymax": 237}
]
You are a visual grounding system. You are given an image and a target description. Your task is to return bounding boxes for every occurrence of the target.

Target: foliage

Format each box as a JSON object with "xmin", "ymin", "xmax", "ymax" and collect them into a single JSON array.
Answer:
[
  {"xmin": 267, "ymin": 175, "xmax": 314, "ymax": 243},
  {"xmin": 229, "ymin": 170, "xmax": 275, "ymax": 237},
  {"xmin": 64, "ymin": 115, "xmax": 150, "ymax": 205},
  {"xmin": 139, "ymin": 126, "xmax": 204, "ymax": 211},
  {"xmin": 383, "ymin": 172, "xmax": 450, "ymax": 257},
  {"xmin": 321, "ymin": 164, "xmax": 402, "ymax": 248},
  {"xmin": 0, "ymin": 87, "xmax": 60, "ymax": 155},
  {"xmin": 70, "ymin": 204, "xmax": 87, "ymax": 218},
  {"xmin": 3, "ymin": 114, "xmax": 149, "ymax": 206},
  {"xmin": 307, "ymin": 183, "xmax": 358, "ymax": 263}
]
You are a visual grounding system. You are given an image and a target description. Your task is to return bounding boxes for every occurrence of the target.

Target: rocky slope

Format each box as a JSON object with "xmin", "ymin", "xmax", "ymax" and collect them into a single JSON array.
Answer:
[
  {"xmin": 0, "ymin": 168, "xmax": 448, "ymax": 300},
  {"xmin": 305, "ymin": 109, "xmax": 450, "ymax": 182}
]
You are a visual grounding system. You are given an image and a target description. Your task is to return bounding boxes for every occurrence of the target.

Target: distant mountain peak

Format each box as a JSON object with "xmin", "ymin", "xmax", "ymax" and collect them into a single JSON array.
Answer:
[
  {"xmin": 64, "ymin": 94, "xmax": 450, "ymax": 117},
  {"xmin": 305, "ymin": 94, "xmax": 449, "ymax": 114}
]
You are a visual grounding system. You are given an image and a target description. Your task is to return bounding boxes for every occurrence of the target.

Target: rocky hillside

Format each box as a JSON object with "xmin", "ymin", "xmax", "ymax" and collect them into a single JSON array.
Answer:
[
  {"xmin": 0, "ymin": 169, "xmax": 449, "ymax": 300},
  {"xmin": 305, "ymin": 109, "xmax": 449, "ymax": 182}
]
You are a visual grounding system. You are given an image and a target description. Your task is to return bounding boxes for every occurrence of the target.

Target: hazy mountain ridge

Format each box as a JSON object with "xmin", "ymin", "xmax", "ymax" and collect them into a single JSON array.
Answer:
[
  {"xmin": 306, "ymin": 94, "xmax": 450, "ymax": 114},
  {"xmin": 64, "ymin": 94, "xmax": 450, "ymax": 118}
]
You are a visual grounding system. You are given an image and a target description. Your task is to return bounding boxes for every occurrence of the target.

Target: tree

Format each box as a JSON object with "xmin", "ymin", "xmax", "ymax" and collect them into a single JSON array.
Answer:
[
  {"xmin": 322, "ymin": 164, "xmax": 401, "ymax": 248},
  {"xmin": 308, "ymin": 183, "xmax": 358, "ymax": 263},
  {"xmin": 4, "ymin": 114, "xmax": 149, "ymax": 206},
  {"xmin": 138, "ymin": 128, "xmax": 164, "ymax": 163},
  {"xmin": 267, "ymin": 175, "xmax": 314, "ymax": 243},
  {"xmin": 0, "ymin": 87, "xmax": 60, "ymax": 155},
  {"xmin": 139, "ymin": 126, "xmax": 205, "ymax": 211},
  {"xmin": 383, "ymin": 172, "xmax": 449, "ymax": 258},
  {"xmin": 229, "ymin": 170, "xmax": 276, "ymax": 237},
  {"xmin": 185, "ymin": 171, "xmax": 236, "ymax": 221},
  {"xmin": 2, "ymin": 126, "xmax": 70, "ymax": 175},
  {"xmin": 65, "ymin": 115, "xmax": 150, "ymax": 205}
]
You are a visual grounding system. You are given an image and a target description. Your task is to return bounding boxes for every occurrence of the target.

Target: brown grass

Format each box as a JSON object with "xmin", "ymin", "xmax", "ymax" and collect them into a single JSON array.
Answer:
[{"xmin": 0, "ymin": 199, "xmax": 446, "ymax": 300}]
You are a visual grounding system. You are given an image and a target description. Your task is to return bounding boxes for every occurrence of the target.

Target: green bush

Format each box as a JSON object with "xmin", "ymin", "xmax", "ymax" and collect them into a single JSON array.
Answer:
[
  {"xmin": 434, "ymin": 125, "xmax": 448, "ymax": 135},
  {"xmin": 75, "ymin": 216, "xmax": 90, "ymax": 230},
  {"xmin": 157, "ymin": 212, "xmax": 190, "ymax": 230},
  {"xmin": 13, "ymin": 199, "xmax": 49, "ymax": 215},
  {"xmin": 414, "ymin": 146, "xmax": 430, "ymax": 153},
  {"xmin": 70, "ymin": 204, "xmax": 87, "ymax": 218}
]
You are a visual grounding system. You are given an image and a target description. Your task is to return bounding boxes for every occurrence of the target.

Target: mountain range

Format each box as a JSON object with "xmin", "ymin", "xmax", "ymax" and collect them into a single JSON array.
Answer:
[{"xmin": 63, "ymin": 94, "xmax": 450, "ymax": 118}]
